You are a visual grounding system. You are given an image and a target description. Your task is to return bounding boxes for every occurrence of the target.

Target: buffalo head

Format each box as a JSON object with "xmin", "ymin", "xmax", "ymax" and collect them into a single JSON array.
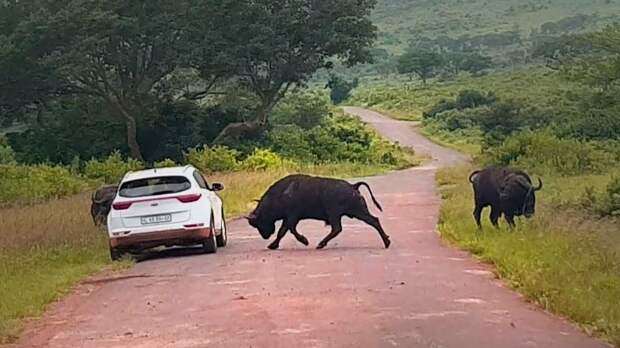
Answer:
[
  {"xmin": 247, "ymin": 211, "xmax": 275, "ymax": 240},
  {"xmin": 501, "ymin": 174, "xmax": 543, "ymax": 218}
]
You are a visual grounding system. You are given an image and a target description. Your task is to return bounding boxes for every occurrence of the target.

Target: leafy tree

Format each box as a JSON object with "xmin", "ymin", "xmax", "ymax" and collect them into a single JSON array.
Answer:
[
  {"xmin": 206, "ymin": 0, "xmax": 377, "ymax": 142},
  {"xmin": 326, "ymin": 75, "xmax": 359, "ymax": 105},
  {"xmin": 397, "ymin": 50, "xmax": 444, "ymax": 85},
  {"xmin": 14, "ymin": 0, "xmax": 215, "ymax": 160}
]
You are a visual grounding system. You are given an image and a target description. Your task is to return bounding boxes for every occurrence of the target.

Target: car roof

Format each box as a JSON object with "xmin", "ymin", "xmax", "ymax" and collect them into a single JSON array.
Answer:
[{"xmin": 121, "ymin": 165, "xmax": 197, "ymax": 182}]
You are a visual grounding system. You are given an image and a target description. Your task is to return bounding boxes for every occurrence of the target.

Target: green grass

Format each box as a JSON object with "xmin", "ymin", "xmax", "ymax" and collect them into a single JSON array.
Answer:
[
  {"xmin": 436, "ymin": 166, "xmax": 620, "ymax": 345},
  {"xmin": 0, "ymin": 159, "xmax": 419, "ymax": 343}
]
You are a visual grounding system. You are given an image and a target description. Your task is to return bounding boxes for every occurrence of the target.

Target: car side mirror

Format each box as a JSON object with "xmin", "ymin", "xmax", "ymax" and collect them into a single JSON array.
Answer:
[{"xmin": 211, "ymin": 183, "xmax": 224, "ymax": 192}]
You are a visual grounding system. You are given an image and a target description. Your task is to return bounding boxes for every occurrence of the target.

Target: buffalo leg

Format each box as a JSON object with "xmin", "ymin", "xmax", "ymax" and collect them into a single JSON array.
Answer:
[
  {"xmin": 289, "ymin": 224, "xmax": 309, "ymax": 246},
  {"xmin": 505, "ymin": 214, "xmax": 516, "ymax": 228},
  {"xmin": 267, "ymin": 224, "xmax": 289, "ymax": 250},
  {"xmin": 317, "ymin": 218, "xmax": 343, "ymax": 249},
  {"xmin": 473, "ymin": 205, "xmax": 483, "ymax": 229},
  {"xmin": 489, "ymin": 207, "xmax": 501, "ymax": 228},
  {"xmin": 357, "ymin": 213, "xmax": 391, "ymax": 249}
]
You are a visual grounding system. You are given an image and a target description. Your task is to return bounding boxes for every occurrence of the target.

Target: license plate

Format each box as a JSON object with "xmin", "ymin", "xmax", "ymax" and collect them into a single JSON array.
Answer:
[{"xmin": 141, "ymin": 214, "xmax": 172, "ymax": 225}]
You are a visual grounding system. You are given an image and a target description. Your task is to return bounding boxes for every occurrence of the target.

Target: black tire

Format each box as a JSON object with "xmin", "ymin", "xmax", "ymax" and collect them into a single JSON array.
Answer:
[
  {"xmin": 202, "ymin": 213, "xmax": 217, "ymax": 254},
  {"xmin": 110, "ymin": 247, "xmax": 123, "ymax": 261},
  {"xmin": 216, "ymin": 208, "xmax": 228, "ymax": 247}
]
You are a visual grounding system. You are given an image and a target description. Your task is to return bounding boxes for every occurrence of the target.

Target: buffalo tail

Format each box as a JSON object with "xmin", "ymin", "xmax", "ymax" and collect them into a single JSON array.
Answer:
[{"xmin": 354, "ymin": 182, "xmax": 383, "ymax": 212}]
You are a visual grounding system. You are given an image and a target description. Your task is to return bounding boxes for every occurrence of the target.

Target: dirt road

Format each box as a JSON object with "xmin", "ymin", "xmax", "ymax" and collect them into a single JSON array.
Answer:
[{"xmin": 13, "ymin": 108, "xmax": 607, "ymax": 348}]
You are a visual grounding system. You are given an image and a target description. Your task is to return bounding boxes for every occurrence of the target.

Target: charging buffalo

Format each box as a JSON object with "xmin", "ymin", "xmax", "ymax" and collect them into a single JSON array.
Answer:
[
  {"xmin": 247, "ymin": 174, "xmax": 390, "ymax": 250},
  {"xmin": 90, "ymin": 185, "xmax": 118, "ymax": 226},
  {"xmin": 469, "ymin": 167, "xmax": 542, "ymax": 228}
]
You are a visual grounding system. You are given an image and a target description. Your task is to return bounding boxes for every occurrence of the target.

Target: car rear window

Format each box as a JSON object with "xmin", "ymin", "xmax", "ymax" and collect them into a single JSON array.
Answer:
[{"xmin": 119, "ymin": 176, "xmax": 191, "ymax": 198}]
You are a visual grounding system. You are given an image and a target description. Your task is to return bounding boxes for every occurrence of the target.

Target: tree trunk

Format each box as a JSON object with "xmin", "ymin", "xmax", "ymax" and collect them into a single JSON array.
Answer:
[
  {"xmin": 109, "ymin": 98, "xmax": 144, "ymax": 161},
  {"xmin": 125, "ymin": 116, "xmax": 144, "ymax": 161}
]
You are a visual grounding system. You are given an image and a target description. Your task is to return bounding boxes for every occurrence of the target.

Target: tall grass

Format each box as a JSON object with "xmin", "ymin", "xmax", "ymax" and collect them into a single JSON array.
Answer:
[
  {"xmin": 436, "ymin": 166, "xmax": 620, "ymax": 345},
  {"xmin": 0, "ymin": 161, "xmax": 411, "ymax": 343}
]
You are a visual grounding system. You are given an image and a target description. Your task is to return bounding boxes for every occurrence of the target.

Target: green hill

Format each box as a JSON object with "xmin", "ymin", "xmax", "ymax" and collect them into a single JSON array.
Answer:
[{"xmin": 372, "ymin": 0, "xmax": 620, "ymax": 53}]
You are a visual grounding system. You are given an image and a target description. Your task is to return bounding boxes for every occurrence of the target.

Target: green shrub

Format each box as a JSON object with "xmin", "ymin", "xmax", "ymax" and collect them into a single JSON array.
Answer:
[
  {"xmin": 485, "ymin": 130, "xmax": 616, "ymax": 175},
  {"xmin": 185, "ymin": 145, "xmax": 239, "ymax": 174},
  {"xmin": 0, "ymin": 164, "xmax": 88, "ymax": 205},
  {"xmin": 455, "ymin": 90, "xmax": 496, "ymax": 110},
  {"xmin": 271, "ymin": 90, "xmax": 330, "ymax": 129},
  {"xmin": 0, "ymin": 136, "xmax": 16, "ymax": 165},
  {"xmin": 266, "ymin": 125, "xmax": 318, "ymax": 162},
  {"xmin": 326, "ymin": 75, "xmax": 359, "ymax": 104},
  {"xmin": 241, "ymin": 149, "xmax": 296, "ymax": 171},
  {"xmin": 83, "ymin": 151, "xmax": 144, "ymax": 184},
  {"xmin": 423, "ymin": 99, "xmax": 457, "ymax": 119},
  {"xmin": 153, "ymin": 158, "xmax": 177, "ymax": 168}
]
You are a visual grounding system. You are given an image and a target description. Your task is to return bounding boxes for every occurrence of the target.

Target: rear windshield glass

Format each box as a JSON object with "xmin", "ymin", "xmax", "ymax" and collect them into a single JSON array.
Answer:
[{"xmin": 119, "ymin": 176, "xmax": 191, "ymax": 198}]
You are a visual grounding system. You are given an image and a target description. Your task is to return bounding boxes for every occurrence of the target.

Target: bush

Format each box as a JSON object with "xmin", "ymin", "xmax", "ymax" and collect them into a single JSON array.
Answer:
[
  {"xmin": 271, "ymin": 91, "xmax": 330, "ymax": 129},
  {"xmin": 83, "ymin": 151, "xmax": 144, "ymax": 184},
  {"xmin": 0, "ymin": 164, "xmax": 88, "ymax": 205},
  {"xmin": 423, "ymin": 99, "xmax": 457, "ymax": 119},
  {"xmin": 241, "ymin": 149, "xmax": 296, "ymax": 171},
  {"xmin": 485, "ymin": 130, "xmax": 616, "ymax": 175},
  {"xmin": 153, "ymin": 158, "xmax": 177, "ymax": 168},
  {"xmin": 455, "ymin": 90, "xmax": 496, "ymax": 110},
  {"xmin": 326, "ymin": 75, "xmax": 359, "ymax": 104},
  {"xmin": 0, "ymin": 136, "xmax": 16, "ymax": 165},
  {"xmin": 185, "ymin": 145, "xmax": 239, "ymax": 174},
  {"xmin": 266, "ymin": 125, "xmax": 318, "ymax": 162}
]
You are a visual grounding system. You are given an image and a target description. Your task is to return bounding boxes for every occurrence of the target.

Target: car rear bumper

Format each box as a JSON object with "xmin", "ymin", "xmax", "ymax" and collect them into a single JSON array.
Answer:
[{"xmin": 110, "ymin": 227, "xmax": 213, "ymax": 249}]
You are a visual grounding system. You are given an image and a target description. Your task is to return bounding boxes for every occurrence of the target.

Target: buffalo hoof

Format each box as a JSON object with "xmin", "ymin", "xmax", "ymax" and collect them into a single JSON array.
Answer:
[
  {"xmin": 316, "ymin": 243, "xmax": 326, "ymax": 250},
  {"xmin": 298, "ymin": 235, "xmax": 309, "ymax": 246},
  {"xmin": 267, "ymin": 243, "xmax": 280, "ymax": 250}
]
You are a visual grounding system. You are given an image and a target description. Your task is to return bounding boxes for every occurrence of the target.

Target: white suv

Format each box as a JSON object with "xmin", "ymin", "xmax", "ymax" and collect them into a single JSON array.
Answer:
[{"xmin": 107, "ymin": 165, "xmax": 227, "ymax": 260}]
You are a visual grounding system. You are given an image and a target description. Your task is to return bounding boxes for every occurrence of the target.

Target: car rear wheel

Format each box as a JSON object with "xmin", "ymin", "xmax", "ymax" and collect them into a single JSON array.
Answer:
[
  {"xmin": 110, "ymin": 247, "xmax": 123, "ymax": 261},
  {"xmin": 216, "ymin": 208, "xmax": 227, "ymax": 247},
  {"xmin": 202, "ymin": 213, "xmax": 217, "ymax": 254}
]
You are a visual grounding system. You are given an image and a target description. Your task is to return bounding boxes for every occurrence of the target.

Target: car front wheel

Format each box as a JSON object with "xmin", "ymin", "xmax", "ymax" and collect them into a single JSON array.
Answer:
[{"xmin": 110, "ymin": 247, "xmax": 123, "ymax": 261}]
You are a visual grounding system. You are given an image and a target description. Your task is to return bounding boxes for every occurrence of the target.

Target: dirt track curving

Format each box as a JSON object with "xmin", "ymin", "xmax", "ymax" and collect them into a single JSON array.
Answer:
[{"xmin": 10, "ymin": 108, "xmax": 608, "ymax": 348}]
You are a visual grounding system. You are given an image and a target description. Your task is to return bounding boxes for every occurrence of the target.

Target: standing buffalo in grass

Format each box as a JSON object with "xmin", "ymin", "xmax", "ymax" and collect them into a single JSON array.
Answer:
[
  {"xmin": 247, "ymin": 174, "xmax": 390, "ymax": 250},
  {"xmin": 91, "ymin": 185, "xmax": 118, "ymax": 226},
  {"xmin": 469, "ymin": 167, "xmax": 543, "ymax": 228}
]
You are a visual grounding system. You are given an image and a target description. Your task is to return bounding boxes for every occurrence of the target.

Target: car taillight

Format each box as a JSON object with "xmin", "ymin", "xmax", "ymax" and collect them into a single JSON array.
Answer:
[
  {"xmin": 177, "ymin": 194, "xmax": 202, "ymax": 203},
  {"xmin": 112, "ymin": 201, "xmax": 132, "ymax": 210}
]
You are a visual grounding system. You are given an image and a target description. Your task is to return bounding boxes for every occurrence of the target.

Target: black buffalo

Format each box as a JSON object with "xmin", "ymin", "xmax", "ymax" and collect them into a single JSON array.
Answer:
[
  {"xmin": 91, "ymin": 185, "xmax": 118, "ymax": 226},
  {"xmin": 469, "ymin": 167, "xmax": 542, "ymax": 228},
  {"xmin": 247, "ymin": 174, "xmax": 391, "ymax": 250}
]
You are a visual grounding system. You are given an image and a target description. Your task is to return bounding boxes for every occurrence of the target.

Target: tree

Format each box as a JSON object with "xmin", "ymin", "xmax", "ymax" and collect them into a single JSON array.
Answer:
[
  {"xmin": 326, "ymin": 75, "xmax": 359, "ymax": 104},
  {"xmin": 397, "ymin": 50, "xmax": 444, "ymax": 85},
  {"xmin": 14, "ymin": 0, "xmax": 212, "ymax": 160},
  {"xmin": 206, "ymin": 0, "xmax": 377, "ymax": 143}
]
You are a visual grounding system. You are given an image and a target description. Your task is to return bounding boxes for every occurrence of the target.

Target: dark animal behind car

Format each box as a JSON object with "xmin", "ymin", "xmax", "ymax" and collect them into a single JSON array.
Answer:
[
  {"xmin": 91, "ymin": 185, "xmax": 119, "ymax": 226},
  {"xmin": 469, "ymin": 166, "xmax": 542, "ymax": 228},
  {"xmin": 247, "ymin": 174, "xmax": 390, "ymax": 250}
]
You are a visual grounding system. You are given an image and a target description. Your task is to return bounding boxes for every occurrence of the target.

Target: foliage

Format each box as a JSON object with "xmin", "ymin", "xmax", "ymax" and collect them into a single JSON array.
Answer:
[
  {"xmin": 153, "ymin": 158, "xmax": 177, "ymax": 168},
  {"xmin": 184, "ymin": 145, "xmax": 240, "ymax": 174},
  {"xmin": 270, "ymin": 90, "xmax": 330, "ymax": 129},
  {"xmin": 0, "ymin": 164, "xmax": 88, "ymax": 205},
  {"xmin": 484, "ymin": 130, "xmax": 615, "ymax": 176},
  {"xmin": 0, "ymin": 136, "xmax": 15, "ymax": 165},
  {"xmin": 326, "ymin": 75, "xmax": 359, "ymax": 104},
  {"xmin": 397, "ymin": 49, "xmax": 444, "ymax": 84},
  {"xmin": 241, "ymin": 149, "xmax": 296, "ymax": 171},
  {"xmin": 83, "ymin": 151, "xmax": 144, "ymax": 184}
]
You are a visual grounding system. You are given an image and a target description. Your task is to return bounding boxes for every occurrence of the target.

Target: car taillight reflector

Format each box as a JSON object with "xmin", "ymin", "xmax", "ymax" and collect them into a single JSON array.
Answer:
[
  {"xmin": 112, "ymin": 202, "xmax": 132, "ymax": 210},
  {"xmin": 177, "ymin": 194, "xmax": 202, "ymax": 203}
]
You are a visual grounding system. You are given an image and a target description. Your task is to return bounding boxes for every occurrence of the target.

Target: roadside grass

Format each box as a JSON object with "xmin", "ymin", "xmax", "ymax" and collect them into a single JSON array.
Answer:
[
  {"xmin": 436, "ymin": 166, "xmax": 620, "ymax": 345},
  {"xmin": 0, "ymin": 161, "xmax": 416, "ymax": 343}
]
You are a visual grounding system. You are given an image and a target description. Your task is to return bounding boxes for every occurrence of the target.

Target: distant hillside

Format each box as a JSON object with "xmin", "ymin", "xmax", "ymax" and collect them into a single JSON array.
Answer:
[{"xmin": 372, "ymin": 0, "xmax": 620, "ymax": 53}]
